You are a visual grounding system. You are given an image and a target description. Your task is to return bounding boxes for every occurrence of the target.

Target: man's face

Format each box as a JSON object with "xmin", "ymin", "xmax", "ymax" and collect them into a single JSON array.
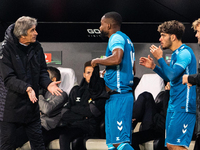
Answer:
[
  {"xmin": 195, "ymin": 24, "xmax": 200, "ymax": 44},
  {"xmin": 83, "ymin": 66, "xmax": 94, "ymax": 83},
  {"xmin": 22, "ymin": 25, "xmax": 38, "ymax": 45},
  {"xmin": 159, "ymin": 33, "xmax": 172, "ymax": 50},
  {"xmin": 99, "ymin": 16, "xmax": 109, "ymax": 39}
]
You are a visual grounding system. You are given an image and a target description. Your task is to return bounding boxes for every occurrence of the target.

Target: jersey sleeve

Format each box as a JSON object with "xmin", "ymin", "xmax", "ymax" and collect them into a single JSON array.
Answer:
[
  {"xmin": 109, "ymin": 34, "xmax": 125, "ymax": 52},
  {"xmin": 175, "ymin": 49, "xmax": 191, "ymax": 69}
]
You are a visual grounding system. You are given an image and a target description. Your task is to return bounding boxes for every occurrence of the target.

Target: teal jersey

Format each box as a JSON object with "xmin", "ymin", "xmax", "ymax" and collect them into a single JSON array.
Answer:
[
  {"xmin": 154, "ymin": 44, "xmax": 196, "ymax": 113},
  {"xmin": 104, "ymin": 31, "xmax": 135, "ymax": 93}
]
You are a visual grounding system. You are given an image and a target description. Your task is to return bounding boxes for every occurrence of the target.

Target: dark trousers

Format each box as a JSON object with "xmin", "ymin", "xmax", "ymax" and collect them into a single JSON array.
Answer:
[
  {"xmin": 42, "ymin": 126, "xmax": 86, "ymax": 150},
  {"xmin": 132, "ymin": 91, "xmax": 157, "ymax": 130},
  {"xmin": 194, "ymin": 135, "xmax": 200, "ymax": 150},
  {"xmin": 42, "ymin": 127, "xmax": 63, "ymax": 147},
  {"xmin": 0, "ymin": 119, "xmax": 46, "ymax": 150},
  {"xmin": 131, "ymin": 91, "xmax": 165, "ymax": 150},
  {"xmin": 132, "ymin": 129, "xmax": 163, "ymax": 150},
  {"xmin": 59, "ymin": 127, "xmax": 85, "ymax": 150}
]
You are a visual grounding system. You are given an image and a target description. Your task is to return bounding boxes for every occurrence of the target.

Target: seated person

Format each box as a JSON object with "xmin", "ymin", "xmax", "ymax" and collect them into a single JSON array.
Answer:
[
  {"xmin": 15, "ymin": 66, "xmax": 68, "ymax": 148},
  {"xmin": 40, "ymin": 66, "xmax": 68, "ymax": 131},
  {"xmin": 131, "ymin": 82, "xmax": 170, "ymax": 150},
  {"xmin": 42, "ymin": 60, "xmax": 109, "ymax": 150}
]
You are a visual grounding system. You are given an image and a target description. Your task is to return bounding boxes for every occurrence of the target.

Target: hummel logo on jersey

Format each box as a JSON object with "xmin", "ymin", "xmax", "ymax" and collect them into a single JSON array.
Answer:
[
  {"xmin": 177, "ymin": 139, "xmax": 180, "ymax": 143},
  {"xmin": 116, "ymin": 137, "xmax": 120, "ymax": 141},
  {"xmin": 182, "ymin": 124, "xmax": 188, "ymax": 134},
  {"xmin": 117, "ymin": 121, "xmax": 122, "ymax": 126},
  {"xmin": 76, "ymin": 97, "xmax": 80, "ymax": 102},
  {"xmin": 182, "ymin": 129, "xmax": 187, "ymax": 134},
  {"xmin": 184, "ymin": 124, "xmax": 188, "ymax": 128},
  {"xmin": 118, "ymin": 126, "xmax": 123, "ymax": 131},
  {"xmin": 117, "ymin": 121, "xmax": 123, "ymax": 131}
]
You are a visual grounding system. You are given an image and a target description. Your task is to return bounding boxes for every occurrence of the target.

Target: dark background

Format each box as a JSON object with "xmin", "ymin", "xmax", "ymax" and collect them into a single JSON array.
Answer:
[
  {"xmin": 1, "ymin": 0, "xmax": 200, "ymax": 43},
  {"xmin": 1, "ymin": 0, "xmax": 200, "ymax": 83}
]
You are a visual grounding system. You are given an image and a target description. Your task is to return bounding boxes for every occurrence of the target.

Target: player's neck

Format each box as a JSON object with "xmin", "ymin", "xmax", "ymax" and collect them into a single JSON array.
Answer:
[
  {"xmin": 109, "ymin": 28, "xmax": 120, "ymax": 38},
  {"xmin": 170, "ymin": 40, "xmax": 183, "ymax": 51}
]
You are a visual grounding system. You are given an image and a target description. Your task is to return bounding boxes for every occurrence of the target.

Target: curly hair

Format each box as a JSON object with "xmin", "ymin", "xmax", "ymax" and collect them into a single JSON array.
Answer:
[{"xmin": 157, "ymin": 20, "xmax": 185, "ymax": 40}]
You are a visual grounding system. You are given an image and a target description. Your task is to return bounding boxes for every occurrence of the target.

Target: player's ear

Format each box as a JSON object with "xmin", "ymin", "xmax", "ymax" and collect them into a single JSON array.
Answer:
[
  {"xmin": 171, "ymin": 34, "xmax": 176, "ymax": 41},
  {"xmin": 108, "ymin": 23, "xmax": 111, "ymax": 30}
]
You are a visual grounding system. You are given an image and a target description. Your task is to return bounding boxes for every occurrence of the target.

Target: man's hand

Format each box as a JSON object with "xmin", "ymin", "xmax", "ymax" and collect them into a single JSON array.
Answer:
[
  {"xmin": 47, "ymin": 81, "xmax": 63, "ymax": 96},
  {"xmin": 150, "ymin": 45, "xmax": 163, "ymax": 60},
  {"xmin": 182, "ymin": 75, "xmax": 189, "ymax": 85},
  {"xmin": 139, "ymin": 55, "xmax": 156, "ymax": 70},
  {"xmin": 182, "ymin": 75, "xmax": 193, "ymax": 89},
  {"xmin": 187, "ymin": 83, "xmax": 193, "ymax": 89},
  {"xmin": 100, "ymin": 69, "xmax": 106, "ymax": 78},
  {"xmin": 91, "ymin": 58, "xmax": 100, "ymax": 67},
  {"xmin": 132, "ymin": 118, "xmax": 136, "ymax": 123},
  {"xmin": 165, "ymin": 82, "xmax": 170, "ymax": 90},
  {"xmin": 26, "ymin": 87, "xmax": 38, "ymax": 103}
]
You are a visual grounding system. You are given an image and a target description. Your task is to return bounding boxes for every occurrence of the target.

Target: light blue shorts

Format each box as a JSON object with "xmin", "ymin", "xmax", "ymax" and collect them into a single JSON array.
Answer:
[
  {"xmin": 105, "ymin": 92, "xmax": 134, "ymax": 145},
  {"xmin": 165, "ymin": 111, "xmax": 196, "ymax": 148}
]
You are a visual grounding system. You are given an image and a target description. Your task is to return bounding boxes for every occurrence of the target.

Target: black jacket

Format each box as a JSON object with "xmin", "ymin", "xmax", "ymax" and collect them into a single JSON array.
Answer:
[
  {"xmin": 61, "ymin": 66, "xmax": 109, "ymax": 135},
  {"xmin": 39, "ymin": 90, "xmax": 68, "ymax": 130},
  {"xmin": 188, "ymin": 68, "xmax": 200, "ymax": 136},
  {"xmin": 0, "ymin": 24, "xmax": 52, "ymax": 123}
]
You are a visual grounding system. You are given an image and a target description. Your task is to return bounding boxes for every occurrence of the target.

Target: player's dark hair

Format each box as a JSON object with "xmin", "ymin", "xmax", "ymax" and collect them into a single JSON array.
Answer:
[
  {"xmin": 157, "ymin": 20, "xmax": 185, "ymax": 40},
  {"xmin": 104, "ymin": 12, "xmax": 122, "ymax": 27}
]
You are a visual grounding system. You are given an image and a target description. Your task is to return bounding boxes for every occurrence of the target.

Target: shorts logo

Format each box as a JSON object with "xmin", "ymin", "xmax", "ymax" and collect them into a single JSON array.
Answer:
[
  {"xmin": 177, "ymin": 139, "xmax": 181, "ymax": 143},
  {"xmin": 117, "ymin": 121, "xmax": 123, "ymax": 131},
  {"xmin": 182, "ymin": 124, "xmax": 188, "ymax": 134}
]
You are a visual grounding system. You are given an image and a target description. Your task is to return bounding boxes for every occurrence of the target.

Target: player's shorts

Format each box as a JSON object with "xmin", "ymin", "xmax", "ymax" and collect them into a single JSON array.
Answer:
[
  {"xmin": 105, "ymin": 92, "xmax": 134, "ymax": 145},
  {"xmin": 165, "ymin": 111, "xmax": 196, "ymax": 148}
]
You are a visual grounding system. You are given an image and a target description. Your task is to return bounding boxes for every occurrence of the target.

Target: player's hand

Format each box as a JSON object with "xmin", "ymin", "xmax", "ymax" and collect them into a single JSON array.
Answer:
[
  {"xmin": 91, "ymin": 58, "xmax": 99, "ymax": 67},
  {"xmin": 150, "ymin": 45, "xmax": 163, "ymax": 60},
  {"xmin": 139, "ymin": 55, "xmax": 156, "ymax": 70}
]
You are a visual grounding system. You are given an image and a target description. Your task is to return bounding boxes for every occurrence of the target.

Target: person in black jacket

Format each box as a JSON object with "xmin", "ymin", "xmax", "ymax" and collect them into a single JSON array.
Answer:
[
  {"xmin": 15, "ymin": 66, "xmax": 68, "ymax": 149},
  {"xmin": 42, "ymin": 60, "xmax": 109, "ymax": 150},
  {"xmin": 182, "ymin": 18, "xmax": 200, "ymax": 150},
  {"xmin": 0, "ymin": 16, "xmax": 62, "ymax": 150}
]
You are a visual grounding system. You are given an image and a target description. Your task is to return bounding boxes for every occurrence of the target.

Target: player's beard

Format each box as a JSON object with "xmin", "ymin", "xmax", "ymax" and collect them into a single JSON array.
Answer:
[
  {"xmin": 162, "ymin": 36, "xmax": 172, "ymax": 50},
  {"xmin": 100, "ymin": 30, "xmax": 109, "ymax": 41}
]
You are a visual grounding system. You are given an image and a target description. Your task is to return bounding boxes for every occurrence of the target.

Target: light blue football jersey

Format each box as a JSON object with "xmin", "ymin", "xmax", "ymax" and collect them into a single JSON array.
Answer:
[
  {"xmin": 104, "ymin": 31, "xmax": 135, "ymax": 93},
  {"xmin": 154, "ymin": 44, "xmax": 196, "ymax": 113}
]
